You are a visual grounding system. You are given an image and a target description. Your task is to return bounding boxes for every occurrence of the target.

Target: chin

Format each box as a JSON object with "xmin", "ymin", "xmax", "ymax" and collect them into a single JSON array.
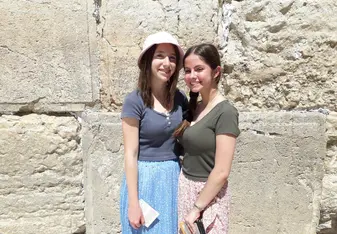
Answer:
[
  {"xmin": 157, "ymin": 75, "xmax": 170, "ymax": 82},
  {"xmin": 190, "ymin": 86, "xmax": 201, "ymax": 93}
]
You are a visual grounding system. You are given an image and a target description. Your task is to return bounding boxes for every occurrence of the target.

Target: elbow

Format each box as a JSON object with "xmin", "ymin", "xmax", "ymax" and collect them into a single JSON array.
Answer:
[
  {"xmin": 216, "ymin": 169, "xmax": 230, "ymax": 182},
  {"xmin": 124, "ymin": 150, "xmax": 138, "ymax": 164}
]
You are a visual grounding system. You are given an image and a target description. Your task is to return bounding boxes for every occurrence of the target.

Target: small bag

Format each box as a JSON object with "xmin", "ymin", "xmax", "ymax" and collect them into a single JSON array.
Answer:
[
  {"xmin": 179, "ymin": 212, "xmax": 206, "ymax": 234},
  {"xmin": 195, "ymin": 211, "xmax": 206, "ymax": 234},
  {"xmin": 194, "ymin": 218, "xmax": 206, "ymax": 234}
]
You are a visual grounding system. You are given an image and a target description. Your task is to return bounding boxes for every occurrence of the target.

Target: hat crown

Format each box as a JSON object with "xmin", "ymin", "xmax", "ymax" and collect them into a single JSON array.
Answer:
[
  {"xmin": 137, "ymin": 31, "xmax": 184, "ymax": 69},
  {"xmin": 142, "ymin": 31, "xmax": 178, "ymax": 50}
]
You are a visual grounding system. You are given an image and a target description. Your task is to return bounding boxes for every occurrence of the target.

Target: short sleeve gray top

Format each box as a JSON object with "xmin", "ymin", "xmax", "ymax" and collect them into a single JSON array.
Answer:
[
  {"xmin": 121, "ymin": 89, "xmax": 188, "ymax": 161},
  {"xmin": 180, "ymin": 101, "xmax": 240, "ymax": 181}
]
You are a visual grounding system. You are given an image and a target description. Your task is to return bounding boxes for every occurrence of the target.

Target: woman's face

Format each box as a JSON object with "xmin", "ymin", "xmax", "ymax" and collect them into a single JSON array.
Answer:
[
  {"xmin": 151, "ymin": 43, "xmax": 177, "ymax": 83},
  {"xmin": 184, "ymin": 53, "xmax": 219, "ymax": 93}
]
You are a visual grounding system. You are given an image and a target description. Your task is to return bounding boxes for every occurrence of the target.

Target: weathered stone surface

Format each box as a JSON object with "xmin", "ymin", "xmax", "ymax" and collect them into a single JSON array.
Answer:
[
  {"xmin": 0, "ymin": 114, "xmax": 84, "ymax": 234},
  {"xmin": 318, "ymin": 111, "xmax": 337, "ymax": 234},
  {"xmin": 97, "ymin": 0, "xmax": 220, "ymax": 110},
  {"xmin": 222, "ymin": 0, "xmax": 337, "ymax": 111},
  {"xmin": 81, "ymin": 111, "xmax": 123, "ymax": 234},
  {"xmin": 0, "ymin": 0, "xmax": 335, "ymax": 233},
  {"xmin": 81, "ymin": 111, "xmax": 326, "ymax": 234},
  {"xmin": 0, "ymin": 0, "xmax": 99, "ymax": 113},
  {"xmin": 229, "ymin": 112, "xmax": 326, "ymax": 234}
]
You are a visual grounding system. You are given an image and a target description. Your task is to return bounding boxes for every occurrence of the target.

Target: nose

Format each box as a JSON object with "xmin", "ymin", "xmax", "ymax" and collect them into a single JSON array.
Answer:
[
  {"xmin": 163, "ymin": 56, "xmax": 170, "ymax": 68},
  {"xmin": 191, "ymin": 70, "xmax": 197, "ymax": 79}
]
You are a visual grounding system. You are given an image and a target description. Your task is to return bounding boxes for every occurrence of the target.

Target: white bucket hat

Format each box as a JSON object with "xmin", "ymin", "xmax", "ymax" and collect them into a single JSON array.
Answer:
[{"xmin": 138, "ymin": 31, "xmax": 184, "ymax": 69}]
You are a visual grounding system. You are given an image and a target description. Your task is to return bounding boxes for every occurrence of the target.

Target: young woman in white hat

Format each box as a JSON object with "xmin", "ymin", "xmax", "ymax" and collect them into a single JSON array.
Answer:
[{"xmin": 119, "ymin": 31, "xmax": 186, "ymax": 233}]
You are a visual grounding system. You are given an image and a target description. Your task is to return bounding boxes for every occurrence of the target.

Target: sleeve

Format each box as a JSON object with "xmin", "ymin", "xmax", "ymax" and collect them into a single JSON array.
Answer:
[
  {"xmin": 121, "ymin": 91, "xmax": 143, "ymax": 120},
  {"xmin": 215, "ymin": 104, "xmax": 240, "ymax": 137}
]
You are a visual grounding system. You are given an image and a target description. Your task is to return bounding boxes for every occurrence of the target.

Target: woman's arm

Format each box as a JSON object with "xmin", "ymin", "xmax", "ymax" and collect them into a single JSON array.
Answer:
[
  {"xmin": 194, "ymin": 134, "xmax": 236, "ymax": 208},
  {"xmin": 184, "ymin": 134, "xmax": 236, "ymax": 228},
  {"xmin": 122, "ymin": 117, "xmax": 144, "ymax": 229}
]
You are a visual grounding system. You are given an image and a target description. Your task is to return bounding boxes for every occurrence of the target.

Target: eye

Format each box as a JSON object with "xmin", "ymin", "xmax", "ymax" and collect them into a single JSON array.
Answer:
[
  {"xmin": 184, "ymin": 69, "xmax": 191, "ymax": 74},
  {"xmin": 169, "ymin": 56, "xmax": 176, "ymax": 62},
  {"xmin": 155, "ymin": 53, "xmax": 164, "ymax": 59},
  {"xmin": 195, "ymin": 67, "xmax": 203, "ymax": 72}
]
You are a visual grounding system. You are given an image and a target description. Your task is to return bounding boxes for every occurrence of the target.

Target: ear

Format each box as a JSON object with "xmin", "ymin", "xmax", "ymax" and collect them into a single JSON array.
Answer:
[{"xmin": 213, "ymin": 66, "xmax": 221, "ymax": 79}]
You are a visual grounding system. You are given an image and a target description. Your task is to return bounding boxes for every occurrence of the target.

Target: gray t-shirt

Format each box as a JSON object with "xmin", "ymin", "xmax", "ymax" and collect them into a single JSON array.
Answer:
[
  {"xmin": 121, "ymin": 89, "xmax": 187, "ymax": 161},
  {"xmin": 181, "ymin": 101, "xmax": 240, "ymax": 181}
]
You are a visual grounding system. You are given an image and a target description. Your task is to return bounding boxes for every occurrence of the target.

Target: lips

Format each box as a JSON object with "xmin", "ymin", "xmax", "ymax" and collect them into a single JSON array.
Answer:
[{"xmin": 159, "ymin": 70, "xmax": 171, "ymax": 76}]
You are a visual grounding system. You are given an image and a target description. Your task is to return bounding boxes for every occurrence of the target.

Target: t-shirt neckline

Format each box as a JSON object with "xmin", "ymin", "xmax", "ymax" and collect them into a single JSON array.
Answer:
[{"xmin": 189, "ymin": 100, "xmax": 226, "ymax": 129}]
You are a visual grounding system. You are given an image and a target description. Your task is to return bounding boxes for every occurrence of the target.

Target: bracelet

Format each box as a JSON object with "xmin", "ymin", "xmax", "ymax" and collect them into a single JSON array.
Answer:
[{"xmin": 193, "ymin": 203, "xmax": 204, "ymax": 211}]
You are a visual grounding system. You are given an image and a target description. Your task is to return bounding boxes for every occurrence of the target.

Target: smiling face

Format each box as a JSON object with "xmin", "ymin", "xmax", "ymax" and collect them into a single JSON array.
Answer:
[
  {"xmin": 151, "ymin": 43, "xmax": 177, "ymax": 83},
  {"xmin": 184, "ymin": 53, "xmax": 220, "ymax": 93}
]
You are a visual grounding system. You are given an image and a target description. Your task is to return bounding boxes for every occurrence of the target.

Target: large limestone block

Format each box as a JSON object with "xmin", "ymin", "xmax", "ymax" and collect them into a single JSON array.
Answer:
[
  {"xmin": 222, "ymin": 0, "xmax": 337, "ymax": 111},
  {"xmin": 82, "ymin": 111, "xmax": 326, "ymax": 234},
  {"xmin": 0, "ymin": 114, "xmax": 84, "ymax": 234},
  {"xmin": 97, "ymin": 0, "xmax": 220, "ymax": 110},
  {"xmin": 0, "ymin": 0, "xmax": 99, "ymax": 113},
  {"xmin": 230, "ymin": 112, "xmax": 326, "ymax": 234},
  {"xmin": 81, "ymin": 111, "xmax": 123, "ymax": 234},
  {"xmin": 318, "ymin": 111, "xmax": 337, "ymax": 234}
]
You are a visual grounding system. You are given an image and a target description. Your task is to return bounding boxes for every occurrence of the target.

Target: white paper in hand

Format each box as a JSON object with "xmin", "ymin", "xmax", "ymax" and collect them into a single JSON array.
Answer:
[{"xmin": 139, "ymin": 199, "xmax": 160, "ymax": 228}]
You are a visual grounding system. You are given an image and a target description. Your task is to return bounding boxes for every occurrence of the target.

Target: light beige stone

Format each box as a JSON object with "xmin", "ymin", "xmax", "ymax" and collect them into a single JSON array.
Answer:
[
  {"xmin": 222, "ymin": 0, "xmax": 337, "ymax": 111},
  {"xmin": 318, "ymin": 111, "xmax": 337, "ymax": 234},
  {"xmin": 0, "ymin": 114, "xmax": 84, "ymax": 234},
  {"xmin": 230, "ymin": 112, "xmax": 326, "ymax": 234},
  {"xmin": 97, "ymin": 0, "xmax": 220, "ymax": 110},
  {"xmin": 81, "ymin": 111, "xmax": 326, "ymax": 234},
  {"xmin": 0, "ymin": 0, "xmax": 99, "ymax": 113},
  {"xmin": 81, "ymin": 112, "xmax": 123, "ymax": 234}
]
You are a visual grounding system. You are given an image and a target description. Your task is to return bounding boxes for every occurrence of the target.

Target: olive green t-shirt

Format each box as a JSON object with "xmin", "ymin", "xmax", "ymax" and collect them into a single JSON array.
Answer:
[{"xmin": 181, "ymin": 101, "xmax": 240, "ymax": 182}]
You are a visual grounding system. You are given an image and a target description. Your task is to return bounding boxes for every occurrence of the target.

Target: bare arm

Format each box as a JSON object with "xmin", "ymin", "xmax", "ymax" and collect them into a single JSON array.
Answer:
[
  {"xmin": 122, "ymin": 117, "xmax": 144, "ymax": 228},
  {"xmin": 184, "ymin": 134, "xmax": 236, "ymax": 229},
  {"xmin": 194, "ymin": 134, "xmax": 236, "ymax": 209}
]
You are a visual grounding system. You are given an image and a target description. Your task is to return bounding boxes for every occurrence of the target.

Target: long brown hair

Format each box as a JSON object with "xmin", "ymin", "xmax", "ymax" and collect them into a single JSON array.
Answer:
[
  {"xmin": 173, "ymin": 43, "xmax": 221, "ymax": 137},
  {"xmin": 138, "ymin": 44, "xmax": 181, "ymax": 109}
]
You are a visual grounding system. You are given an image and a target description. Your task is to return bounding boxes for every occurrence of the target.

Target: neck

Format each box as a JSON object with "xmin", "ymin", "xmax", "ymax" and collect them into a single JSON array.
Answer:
[
  {"xmin": 200, "ymin": 88, "xmax": 218, "ymax": 106},
  {"xmin": 151, "ymin": 78, "xmax": 167, "ymax": 101}
]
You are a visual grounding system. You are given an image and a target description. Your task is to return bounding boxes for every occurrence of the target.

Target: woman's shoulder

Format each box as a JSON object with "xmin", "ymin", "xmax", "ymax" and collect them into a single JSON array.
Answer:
[
  {"xmin": 125, "ymin": 89, "xmax": 140, "ymax": 99},
  {"xmin": 124, "ymin": 90, "xmax": 143, "ymax": 103},
  {"xmin": 215, "ymin": 100, "xmax": 239, "ymax": 116},
  {"xmin": 123, "ymin": 90, "xmax": 145, "ymax": 109},
  {"xmin": 121, "ymin": 90, "xmax": 145, "ymax": 119}
]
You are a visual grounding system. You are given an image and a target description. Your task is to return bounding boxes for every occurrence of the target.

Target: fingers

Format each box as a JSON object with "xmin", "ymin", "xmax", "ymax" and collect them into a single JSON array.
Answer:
[
  {"xmin": 130, "ymin": 220, "xmax": 141, "ymax": 229},
  {"xmin": 140, "ymin": 214, "xmax": 145, "ymax": 225},
  {"xmin": 185, "ymin": 220, "xmax": 195, "ymax": 233}
]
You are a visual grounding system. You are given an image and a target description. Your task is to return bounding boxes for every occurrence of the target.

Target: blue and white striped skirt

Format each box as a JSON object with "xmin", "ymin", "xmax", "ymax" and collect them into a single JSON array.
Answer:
[{"xmin": 120, "ymin": 159, "xmax": 180, "ymax": 233}]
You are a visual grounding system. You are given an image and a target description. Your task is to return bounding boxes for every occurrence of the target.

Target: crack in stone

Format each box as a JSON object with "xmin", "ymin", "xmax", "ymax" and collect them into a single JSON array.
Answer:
[
  {"xmin": 93, "ymin": 0, "xmax": 102, "ymax": 24},
  {"xmin": 220, "ymin": 3, "xmax": 234, "ymax": 52},
  {"xmin": 0, "ymin": 45, "xmax": 37, "ymax": 62},
  {"xmin": 243, "ymin": 128, "xmax": 283, "ymax": 137},
  {"xmin": 17, "ymin": 97, "xmax": 46, "ymax": 113}
]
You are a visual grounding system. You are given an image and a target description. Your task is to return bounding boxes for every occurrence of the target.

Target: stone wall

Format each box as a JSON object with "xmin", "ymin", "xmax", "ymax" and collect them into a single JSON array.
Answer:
[
  {"xmin": 0, "ymin": 115, "xmax": 84, "ymax": 234},
  {"xmin": 0, "ymin": 0, "xmax": 336, "ymax": 233}
]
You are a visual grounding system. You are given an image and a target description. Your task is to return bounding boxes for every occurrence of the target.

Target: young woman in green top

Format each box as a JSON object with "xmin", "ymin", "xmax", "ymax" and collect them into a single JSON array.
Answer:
[{"xmin": 174, "ymin": 44, "xmax": 240, "ymax": 233}]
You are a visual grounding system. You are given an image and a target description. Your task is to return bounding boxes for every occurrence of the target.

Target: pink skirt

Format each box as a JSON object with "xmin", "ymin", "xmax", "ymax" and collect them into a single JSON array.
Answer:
[{"xmin": 178, "ymin": 172, "xmax": 230, "ymax": 234}]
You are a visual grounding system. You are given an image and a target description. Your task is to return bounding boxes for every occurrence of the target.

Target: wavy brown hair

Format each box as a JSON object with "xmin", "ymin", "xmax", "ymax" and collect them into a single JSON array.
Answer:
[
  {"xmin": 173, "ymin": 43, "xmax": 221, "ymax": 137},
  {"xmin": 138, "ymin": 44, "xmax": 181, "ymax": 109}
]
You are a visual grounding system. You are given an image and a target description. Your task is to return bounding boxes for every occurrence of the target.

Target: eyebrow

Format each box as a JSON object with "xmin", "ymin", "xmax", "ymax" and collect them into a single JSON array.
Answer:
[{"xmin": 155, "ymin": 50, "xmax": 176, "ymax": 56}]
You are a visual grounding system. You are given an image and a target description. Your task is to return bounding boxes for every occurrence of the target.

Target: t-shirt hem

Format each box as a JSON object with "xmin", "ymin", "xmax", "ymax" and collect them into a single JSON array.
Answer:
[
  {"xmin": 216, "ymin": 130, "xmax": 240, "ymax": 137},
  {"xmin": 121, "ymin": 113, "xmax": 141, "ymax": 120},
  {"xmin": 138, "ymin": 155, "xmax": 178, "ymax": 162},
  {"xmin": 182, "ymin": 172, "xmax": 208, "ymax": 182}
]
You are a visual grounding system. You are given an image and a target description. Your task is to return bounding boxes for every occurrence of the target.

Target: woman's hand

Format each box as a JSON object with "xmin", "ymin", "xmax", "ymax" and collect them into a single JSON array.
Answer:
[
  {"xmin": 184, "ymin": 207, "xmax": 201, "ymax": 233},
  {"xmin": 128, "ymin": 202, "xmax": 145, "ymax": 229}
]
